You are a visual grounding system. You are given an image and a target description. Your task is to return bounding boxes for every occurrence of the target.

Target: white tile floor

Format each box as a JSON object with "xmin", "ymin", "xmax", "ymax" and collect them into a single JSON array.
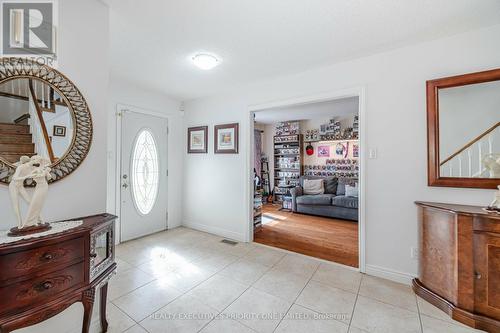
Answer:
[{"xmin": 107, "ymin": 227, "xmax": 483, "ymax": 333}]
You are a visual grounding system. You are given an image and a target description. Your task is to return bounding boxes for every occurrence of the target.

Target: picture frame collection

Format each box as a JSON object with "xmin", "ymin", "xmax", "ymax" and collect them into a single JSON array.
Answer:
[{"xmin": 187, "ymin": 123, "xmax": 239, "ymax": 154}]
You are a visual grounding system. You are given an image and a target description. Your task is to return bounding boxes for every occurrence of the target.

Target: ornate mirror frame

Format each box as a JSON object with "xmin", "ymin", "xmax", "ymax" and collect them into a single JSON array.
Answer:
[
  {"xmin": 0, "ymin": 58, "xmax": 92, "ymax": 185},
  {"xmin": 427, "ymin": 68, "xmax": 500, "ymax": 189}
]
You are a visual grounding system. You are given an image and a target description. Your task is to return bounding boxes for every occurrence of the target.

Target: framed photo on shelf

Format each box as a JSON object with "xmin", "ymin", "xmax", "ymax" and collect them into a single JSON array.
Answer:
[
  {"xmin": 187, "ymin": 126, "xmax": 208, "ymax": 153},
  {"xmin": 53, "ymin": 125, "xmax": 66, "ymax": 137},
  {"xmin": 214, "ymin": 123, "xmax": 239, "ymax": 154}
]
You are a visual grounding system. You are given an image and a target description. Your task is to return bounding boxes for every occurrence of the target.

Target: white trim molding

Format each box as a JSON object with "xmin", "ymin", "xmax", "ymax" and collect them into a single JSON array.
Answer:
[
  {"xmin": 365, "ymin": 264, "xmax": 416, "ymax": 285},
  {"xmin": 183, "ymin": 221, "xmax": 246, "ymax": 242}
]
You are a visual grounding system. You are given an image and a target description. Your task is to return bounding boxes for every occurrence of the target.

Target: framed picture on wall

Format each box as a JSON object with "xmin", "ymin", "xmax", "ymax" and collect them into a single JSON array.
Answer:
[
  {"xmin": 214, "ymin": 123, "xmax": 239, "ymax": 154},
  {"xmin": 188, "ymin": 126, "xmax": 208, "ymax": 153},
  {"xmin": 53, "ymin": 125, "xmax": 66, "ymax": 137},
  {"xmin": 317, "ymin": 145, "xmax": 330, "ymax": 157},
  {"xmin": 353, "ymin": 144, "xmax": 359, "ymax": 158}
]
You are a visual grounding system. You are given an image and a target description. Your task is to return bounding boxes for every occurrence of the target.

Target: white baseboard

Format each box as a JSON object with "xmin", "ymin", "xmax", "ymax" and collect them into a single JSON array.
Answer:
[
  {"xmin": 182, "ymin": 221, "xmax": 246, "ymax": 242},
  {"xmin": 365, "ymin": 264, "xmax": 416, "ymax": 285}
]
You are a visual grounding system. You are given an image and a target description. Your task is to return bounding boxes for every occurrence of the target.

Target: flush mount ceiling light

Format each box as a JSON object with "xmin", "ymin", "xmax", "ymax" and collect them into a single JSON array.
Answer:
[{"xmin": 192, "ymin": 53, "xmax": 220, "ymax": 70}]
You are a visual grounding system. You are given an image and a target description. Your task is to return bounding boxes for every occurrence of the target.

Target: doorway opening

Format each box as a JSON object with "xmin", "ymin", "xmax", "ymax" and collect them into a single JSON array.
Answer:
[{"xmin": 249, "ymin": 91, "xmax": 364, "ymax": 269}]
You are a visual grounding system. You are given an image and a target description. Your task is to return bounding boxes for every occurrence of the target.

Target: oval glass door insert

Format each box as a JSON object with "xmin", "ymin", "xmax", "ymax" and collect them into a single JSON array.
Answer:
[{"xmin": 131, "ymin": 129, "xmax": 159, "ymax": 215}]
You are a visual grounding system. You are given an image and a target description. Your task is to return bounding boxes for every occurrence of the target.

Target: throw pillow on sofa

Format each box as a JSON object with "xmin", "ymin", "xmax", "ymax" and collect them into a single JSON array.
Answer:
[
  {"xmin": 303, "ymin": 179, "xmax": 324, "ymax": 195},
  {"xmin": 345, "ymin": 184, "xmax": 359, "ymax": 197},
  {"xmin": 324, "ymin": 177, "xmax": 338, "ymax": 194}
]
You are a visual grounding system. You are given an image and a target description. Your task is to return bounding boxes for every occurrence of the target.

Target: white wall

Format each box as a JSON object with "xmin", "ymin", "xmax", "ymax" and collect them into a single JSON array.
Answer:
[
  {"xmin": 183, "ymin": 24, "xmax": 500, "ymax": 282},
  {"xmin": 9, "ymin": 1, "xmax": 110, "ymax": 333},
  {"xmin": 107, "ymin": 77, "xmax": 183, "ymax": 235}
]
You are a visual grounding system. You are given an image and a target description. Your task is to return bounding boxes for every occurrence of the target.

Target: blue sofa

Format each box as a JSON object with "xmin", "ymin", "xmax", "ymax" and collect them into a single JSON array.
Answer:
[{"xmin": 290, "ymin": 176, "xmax": 358, "ymax": 221}]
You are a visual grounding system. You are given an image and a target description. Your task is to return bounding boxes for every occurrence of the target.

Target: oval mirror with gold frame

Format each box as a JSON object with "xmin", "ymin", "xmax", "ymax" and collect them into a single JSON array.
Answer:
[{"xmin": 0, "ymin": 58, "xmax": 92, "ymax": 185}]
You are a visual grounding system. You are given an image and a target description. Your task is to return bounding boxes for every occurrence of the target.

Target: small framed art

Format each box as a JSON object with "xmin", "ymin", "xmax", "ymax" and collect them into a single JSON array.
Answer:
[
  {"xmin": 317, "ymin": 145, "xmax": 330, "ymax": 157},
  {"xmin": 188, "ymin": 126, "xmax": 208, "ymax": 153},
  {"xmin": 214, "ymin": 123, "xmax": 239, "ymax": 154},
  {"xmin": 53, "ymin": 125, "xmax": 66, "ymax": 137}
]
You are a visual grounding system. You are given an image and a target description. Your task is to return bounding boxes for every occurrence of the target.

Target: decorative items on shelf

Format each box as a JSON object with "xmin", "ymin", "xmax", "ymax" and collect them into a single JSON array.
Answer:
[
  {"xmin": 254, "ymin": 190, "xmax": 263, "ymax": 230},
  {"xmin": 304, "ymin": 158, "xmax": 359, "ymax": 178},
  {"xmin": 273, "ymin": 133, "xmax": 303, "ymax": 203},
  {"xmin": 353, "ymin": 115, "xmax": 359, "ymax": 138},
  {"xmin": 276, "ymin": 171, "xmax": 300, "ymax": 179},
  {"xmin": 274, "ymin": 135, "xmax": 299, "ymax": 143},
  {"xmin": 275, "ymin": 121, "xmax": 300, "ymax": 136},
  {"xmin": 275, "ymin": 147, "xmax": 299, "ymax": 155},
  {"xmin": 304, "ymin": 129, "xmax": 319, "ymax": 141},
  {"xmin": 275, "ymin": 157, "xmax": 300, "ymax": 170},
  {"xmin": 316, "ymin": 116, "xmax": 359, "ymax": 141}
]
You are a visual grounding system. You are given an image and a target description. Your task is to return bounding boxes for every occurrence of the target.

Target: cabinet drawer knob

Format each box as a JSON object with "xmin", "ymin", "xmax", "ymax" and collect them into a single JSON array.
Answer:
[
  {"xmin": 90, "ymin": 253, "xmax": 98, "ymax": 258},
  {"xmin": 42, "ymin": 281, "xmax": 53, "ymax": 290},
  {"xmin": 42, "ymin": 253, "xmax": 54, "ymax": 261},
  {"xmin": 36, "ymin": 281, "xmax": 53, "ymax": 291},
  {"xmin": 475, "ymin": 272, "xmax": 482, "ymax": 280}
]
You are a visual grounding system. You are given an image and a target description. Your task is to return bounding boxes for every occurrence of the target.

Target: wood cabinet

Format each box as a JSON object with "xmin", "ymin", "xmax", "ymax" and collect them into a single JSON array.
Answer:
[
  {"xmin": 414, "ymin": 202, "xmax": 500, "ymax": 332},
  {"xmin": 0, "ymin": 213, "xmax": 117, "ymax": 333}
]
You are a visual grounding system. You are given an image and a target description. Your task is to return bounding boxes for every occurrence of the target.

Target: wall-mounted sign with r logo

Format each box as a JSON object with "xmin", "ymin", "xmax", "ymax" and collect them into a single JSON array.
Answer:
[{"xmin": 1, "ymin": 1, "xmax": 57, "ymax": 58}]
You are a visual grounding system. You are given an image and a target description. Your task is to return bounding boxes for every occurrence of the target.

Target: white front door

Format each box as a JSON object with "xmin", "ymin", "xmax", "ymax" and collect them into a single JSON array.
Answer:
[{"xmin": 120, "ymin": 110, "xmax": 168, "ymax": 241}]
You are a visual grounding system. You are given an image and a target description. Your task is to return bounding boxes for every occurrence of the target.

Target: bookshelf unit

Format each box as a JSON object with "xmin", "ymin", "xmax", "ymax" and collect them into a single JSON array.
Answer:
[{"xmin": 273, "ymin": 134, "xmax": 303, "ymax": 203}]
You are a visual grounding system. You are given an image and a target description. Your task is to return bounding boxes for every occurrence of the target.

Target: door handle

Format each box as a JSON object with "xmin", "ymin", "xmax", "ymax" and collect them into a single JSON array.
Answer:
[{"xmin": 122, "ymin": 183, "xmax": 128, "ymax": 189}]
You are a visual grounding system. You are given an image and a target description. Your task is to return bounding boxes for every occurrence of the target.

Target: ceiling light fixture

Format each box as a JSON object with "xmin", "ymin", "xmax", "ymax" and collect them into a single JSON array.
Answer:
[{"xmin": 192, "ymin": 53, "xmax": 220, "ymax": 70}]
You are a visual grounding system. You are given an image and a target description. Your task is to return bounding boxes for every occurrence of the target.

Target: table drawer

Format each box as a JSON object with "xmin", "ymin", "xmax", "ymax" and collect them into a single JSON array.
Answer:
[
  {"xmin": 0, "ymin": 237, "xmax": 84, "ymax": 281},
  {"xmin": 474, "ymin": 216, "xmax": 500, "ymax": 234},
  {"xmin": 0, "ymin": 262, "xmax": 85, "ymax": 315}
]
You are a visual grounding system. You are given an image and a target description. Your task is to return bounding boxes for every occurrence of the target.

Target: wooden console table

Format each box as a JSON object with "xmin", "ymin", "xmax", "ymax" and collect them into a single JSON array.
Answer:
[
  {"xmin": 0, "ymin": 213, "xmax": 117, "ymax": 333},
  {"xmin": 414, "ymin": 202, "xmax": 500, "ymax": 332}
]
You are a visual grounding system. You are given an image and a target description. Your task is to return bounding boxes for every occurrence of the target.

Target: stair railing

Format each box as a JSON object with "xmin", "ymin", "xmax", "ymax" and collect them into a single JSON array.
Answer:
[
  {"xmin": 440, "ymin": 122, "xmax": 499, "ymax": 177},
  {"xmin": 28, "ymin": 79, "xmax": 55, "ymax": 163}
]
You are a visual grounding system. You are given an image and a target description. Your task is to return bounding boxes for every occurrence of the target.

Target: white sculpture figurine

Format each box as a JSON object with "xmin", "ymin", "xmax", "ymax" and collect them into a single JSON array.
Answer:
[
  {"xmin": 9, "ymin": 155, "xmax": 52, "ymax": 229},
  {"xmin": 483, "ymin": 154, "xmax": 500, "ymax": 178},
  {"xmin": 489, "ymin": 185, "xmax": 500, "ymax": 211}
]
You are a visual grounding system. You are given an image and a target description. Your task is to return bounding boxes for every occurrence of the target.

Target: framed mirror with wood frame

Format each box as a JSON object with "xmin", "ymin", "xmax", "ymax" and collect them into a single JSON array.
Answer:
[{"xmin": 427, "ymin": 68, "xmax": 500, "ymax": 189}]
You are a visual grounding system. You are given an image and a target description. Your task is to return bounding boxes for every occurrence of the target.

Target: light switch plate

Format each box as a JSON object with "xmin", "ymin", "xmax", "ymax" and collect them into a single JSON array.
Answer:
[{"xmin": 369, "ymin": 148, "xmax": 377, "ymax": 159}]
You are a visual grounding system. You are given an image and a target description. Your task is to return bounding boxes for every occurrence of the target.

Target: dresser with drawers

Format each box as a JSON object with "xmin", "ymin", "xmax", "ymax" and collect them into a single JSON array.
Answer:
[{"xmin": 0, "ymin": 213, "xmax": 117, "ymax": 333}]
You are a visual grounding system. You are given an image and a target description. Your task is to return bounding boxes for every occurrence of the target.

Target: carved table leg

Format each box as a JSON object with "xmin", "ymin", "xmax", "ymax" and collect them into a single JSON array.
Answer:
[
  {"xmin": 100, "ymin": 283, "xmax": 109, "ymax": 332},
  {"xmin": 82, "ymin": 288, "xmax": 95, "ymax": 333}
]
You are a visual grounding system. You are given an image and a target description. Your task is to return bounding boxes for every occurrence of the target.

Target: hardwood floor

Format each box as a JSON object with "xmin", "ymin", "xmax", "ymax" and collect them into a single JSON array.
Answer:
[{"xmin": 254, "ymin": 204, "xmax": 359, "ymax": 268}]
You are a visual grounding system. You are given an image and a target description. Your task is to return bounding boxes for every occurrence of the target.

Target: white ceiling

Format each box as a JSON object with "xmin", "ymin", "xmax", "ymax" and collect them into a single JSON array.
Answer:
[
  {"xmin": 254, "ymin": 97, "xmax": 358, "ymax": 124},
  {"xmin": 106, "ymin": 0, "xmax": 500, "ymax": 101}
]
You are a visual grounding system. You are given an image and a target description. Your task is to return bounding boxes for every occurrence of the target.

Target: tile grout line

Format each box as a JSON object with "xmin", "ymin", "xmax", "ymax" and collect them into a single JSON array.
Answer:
[
  {"xmin": 415, "ymin": 294, "xmax": 424, "ymax": 333},
  {"xmin": 196, "ymin": 248, "xmax": 289, "ymax": 333},
  {"xmin": 271, "ymin": 262, "xmax": 322, "ymax": 333},
  {"xmin": 346, "ymin": 272, "xmax": 364, "ymax": 331},
  {"xmin": 194, "ymin": 262, "xmax": 271, "ymax": 333},
  {"xmin": 114, "ymin": 239, "xmax": 242, "ymax": 327}
]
